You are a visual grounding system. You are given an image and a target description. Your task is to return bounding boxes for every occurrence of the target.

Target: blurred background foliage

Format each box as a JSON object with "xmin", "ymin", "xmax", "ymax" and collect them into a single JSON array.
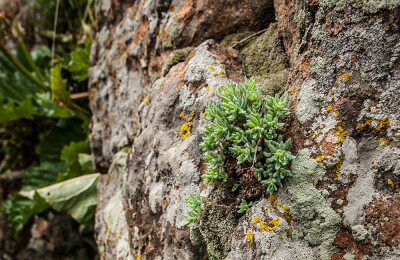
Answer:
[{"xmin": 0, "ymin": 0, "xmax": 97, "ymax": 238}]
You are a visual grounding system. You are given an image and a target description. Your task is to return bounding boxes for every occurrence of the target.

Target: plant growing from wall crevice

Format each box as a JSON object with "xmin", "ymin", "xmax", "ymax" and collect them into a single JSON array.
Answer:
[{"xmin": 184, "ymin": 78, "xmax": 294, "ymax": 225}]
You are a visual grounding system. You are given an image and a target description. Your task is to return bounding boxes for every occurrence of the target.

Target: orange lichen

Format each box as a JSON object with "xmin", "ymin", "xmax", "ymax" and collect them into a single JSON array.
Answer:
[{"xmin": 246, "ymin": 230, "xmax": 253, "ymax": 243}]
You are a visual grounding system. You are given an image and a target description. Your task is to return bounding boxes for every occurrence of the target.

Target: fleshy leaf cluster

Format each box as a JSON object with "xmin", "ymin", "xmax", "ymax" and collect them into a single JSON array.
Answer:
[
  {"xmin": 184, "ymin": 194, "xmax": 206, "ymax": 227},
  {"xmin": 200, "ymin": 78, "xmax": 294, "ymax": 194},
  {"xmin": 238, "ymin": 199, "xmax": 253, "ymax": 213}
]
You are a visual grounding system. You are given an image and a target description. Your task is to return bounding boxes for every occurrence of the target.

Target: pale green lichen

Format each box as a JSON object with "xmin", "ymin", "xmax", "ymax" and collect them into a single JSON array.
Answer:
[
  {"xmin": 352, "ymin": 224, "xmax": 369, "ymax": 242},
  {"xmin": 295, "ymin": 79, "xmax": 326, "ymax": 124},
  {"xmin": 288, "ymin": 149, "xmax": 341, "ymax": 260},
  {"xmin": 162, "ymin": 47, "xmax": 194, "ymax": 76}
]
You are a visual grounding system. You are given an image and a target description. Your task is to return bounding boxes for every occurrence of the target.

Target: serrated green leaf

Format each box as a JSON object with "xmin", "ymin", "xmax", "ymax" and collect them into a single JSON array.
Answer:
[{"xmin": 68, "ymin": 39, "xmax": 91, "ymax": 82}]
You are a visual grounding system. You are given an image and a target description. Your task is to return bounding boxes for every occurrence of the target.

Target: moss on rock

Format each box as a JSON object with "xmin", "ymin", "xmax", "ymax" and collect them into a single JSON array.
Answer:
[
  {"xmin": 198, "ymin": 185, "xmax": 239, "ymax": 260},
  {"xmin": 162, "ymin": 47, "xmax": 194, "ymax": 76},
  {"xmin": 239, "ymin": 23, "xmax": 289, "ymax": 96}
]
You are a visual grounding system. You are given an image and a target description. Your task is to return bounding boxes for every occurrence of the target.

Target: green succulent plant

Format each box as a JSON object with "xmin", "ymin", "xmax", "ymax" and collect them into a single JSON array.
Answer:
[
  {"xmin": 201, "ymin": 77, "xmax": 294, "ymax": 194},
  {"xmin": 238, "ymin": 199, "xmax": 253, "ymax": 213},
  {"xmin": 184, "ymin": 78, "xmax": 294, "ymax": 226},
  {"xmin": 184, "ymin": 194, "xmax": 206, "ymax": 227}
]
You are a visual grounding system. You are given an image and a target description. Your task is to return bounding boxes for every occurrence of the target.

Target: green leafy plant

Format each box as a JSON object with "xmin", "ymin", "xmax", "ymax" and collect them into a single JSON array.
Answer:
[
  {"xmin": 201, "ymin": 78, "xmax": 294, "ymax": 194},
  {"xmin": 238, "ymin": 199, "xmax": 253, "ymax": 213},
  {"xmin": 184, "ymin": 78, "xmax": 295, "ymax": 225},
  {"xmin": 183, "ymin": 194, "xmax": 207, "ymax": 227}
]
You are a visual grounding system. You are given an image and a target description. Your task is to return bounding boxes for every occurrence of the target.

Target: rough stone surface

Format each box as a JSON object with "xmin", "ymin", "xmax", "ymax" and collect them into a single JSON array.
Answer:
[{"xmin": 89, "ymin": 0, "xmax": 400, "ymax": 259}]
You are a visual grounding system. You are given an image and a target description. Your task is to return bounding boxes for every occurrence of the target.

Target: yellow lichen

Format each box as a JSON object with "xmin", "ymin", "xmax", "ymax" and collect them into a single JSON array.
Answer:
[
  {"xmin": 278, "ymin": 235, "xmax": 283, "ymax": 240},
  {"xmin": 164, "ymin": 200, "xmax": 168, "ymax": 206},
  {"xmin": 388, "ymin": 179, "xmax": 394, "ymax": 187},
  {"xmin": 290, "ymin": 90, "xmax": 295, "ymax": 96},
  {"xmin": 330, "ymin": 91, "xmax": 334, "ymax": 97},
  {"xmin": 212, "ymin": 73, "xmax": 218, "ymax": 77},
  {"xmin": 170, "ymin": 4, "xmax": 175, "ymax": 11},
  {"xmin": 180, "ymin": 111, "xmax": 195, "ymax": 140},
  {"xmin": 180, "ymin": 122, "xmax": 193, "ymax": 140},
  {"xmin": 385, "ymin": 25, "xmax": 390, "ymax": 31},
  {"xmin": 316, "ymin": 156, "xmax": 323, "ymax": 163},
  {"xmin": 314, "ymin": 180, "xmax": 318, "ymax": 186},
  {"xmin": 334, "ymin": 176, "xmax": 339, "ymax": 181},
  {"xmin": 268, "ymin": 193, "xmax": 278, "ymax": 209},
  {"xmin": 206, "ymin": 86, "xmax": 210, "ymax": 91},
  {"xmin": 252, "ymin": 216, "xmax": 260, "ymax": 224},
  {"xmin": 246, "ymin": 230, "xmax": 253, "ymax": 243},
  {"xmin": 335, "ymin": 124, "xmax": 348, "ymax": 144},
  {"xmin": 207, "ymin": 65, "xmax": 215, "ymax": 70},
  {"xmin": 145, "ymin": 94, "xmax": 150, "ymax": 104},
  {"xmin": 356, "ymin": 117, "xmax": 390, "ymax": 134},
  {"xmin": 344, "ymin": 73, "xmax": 350, "ymax": 80},
  {"xmin": 188, "ymin": 111, "xmax": 195, "ymax": 121},
  {"xmin": 327, "ymin": 103, "xmax": 334, "ymax": 112},
  {"xmin": 378, "ymin": 173, "xmax": 382, "ymax": 178},
  {"xmin": 269, "ymin": 218, "xmax": 280, "ymax": 227},
  {"xmin": 135, "ymin": 253, "xmax": 140, "ymax": 260},
  {"xmin": 378, "ymin": 138, "xmax": 390, "ymax": 146},
  {"xmin": 219, "ymin": 71, "xmax": 227, "ymax": 77}
]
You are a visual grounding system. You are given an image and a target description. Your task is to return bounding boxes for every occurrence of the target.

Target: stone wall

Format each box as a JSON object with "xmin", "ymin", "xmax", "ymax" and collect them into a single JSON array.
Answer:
[{"xmin": 90, "ymin": 0, "xmax": 400, "ymax": 259}]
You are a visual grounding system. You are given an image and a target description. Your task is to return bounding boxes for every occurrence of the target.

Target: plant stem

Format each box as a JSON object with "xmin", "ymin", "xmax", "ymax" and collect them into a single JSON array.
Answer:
[
  {"xmin": 0, "ymin": 43, "xmax": 47, "ymax": 91},
  {"xmin": 17, "ymin": 38, "xmax": 45, "ymax": 82},
  {"xmin": 229, "ymin": 28, "xmax": 269, "ymax": 49},
  {"xmin": 213, "ymin": 204, "xmax": 231, "ymax": 209},
  {"xmin": 252, "ymin": 136, "xmax": 263, "ymax": 168}
]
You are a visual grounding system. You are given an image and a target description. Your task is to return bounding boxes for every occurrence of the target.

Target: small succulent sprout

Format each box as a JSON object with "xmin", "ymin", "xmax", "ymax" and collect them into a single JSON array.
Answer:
[
  {"xmin": 184, "ymin": 194, "xmax": 207, "ymax": 227},
  {"xmin": 238, "ymin": 199, "xmax": 253, "ymax": 213}
]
